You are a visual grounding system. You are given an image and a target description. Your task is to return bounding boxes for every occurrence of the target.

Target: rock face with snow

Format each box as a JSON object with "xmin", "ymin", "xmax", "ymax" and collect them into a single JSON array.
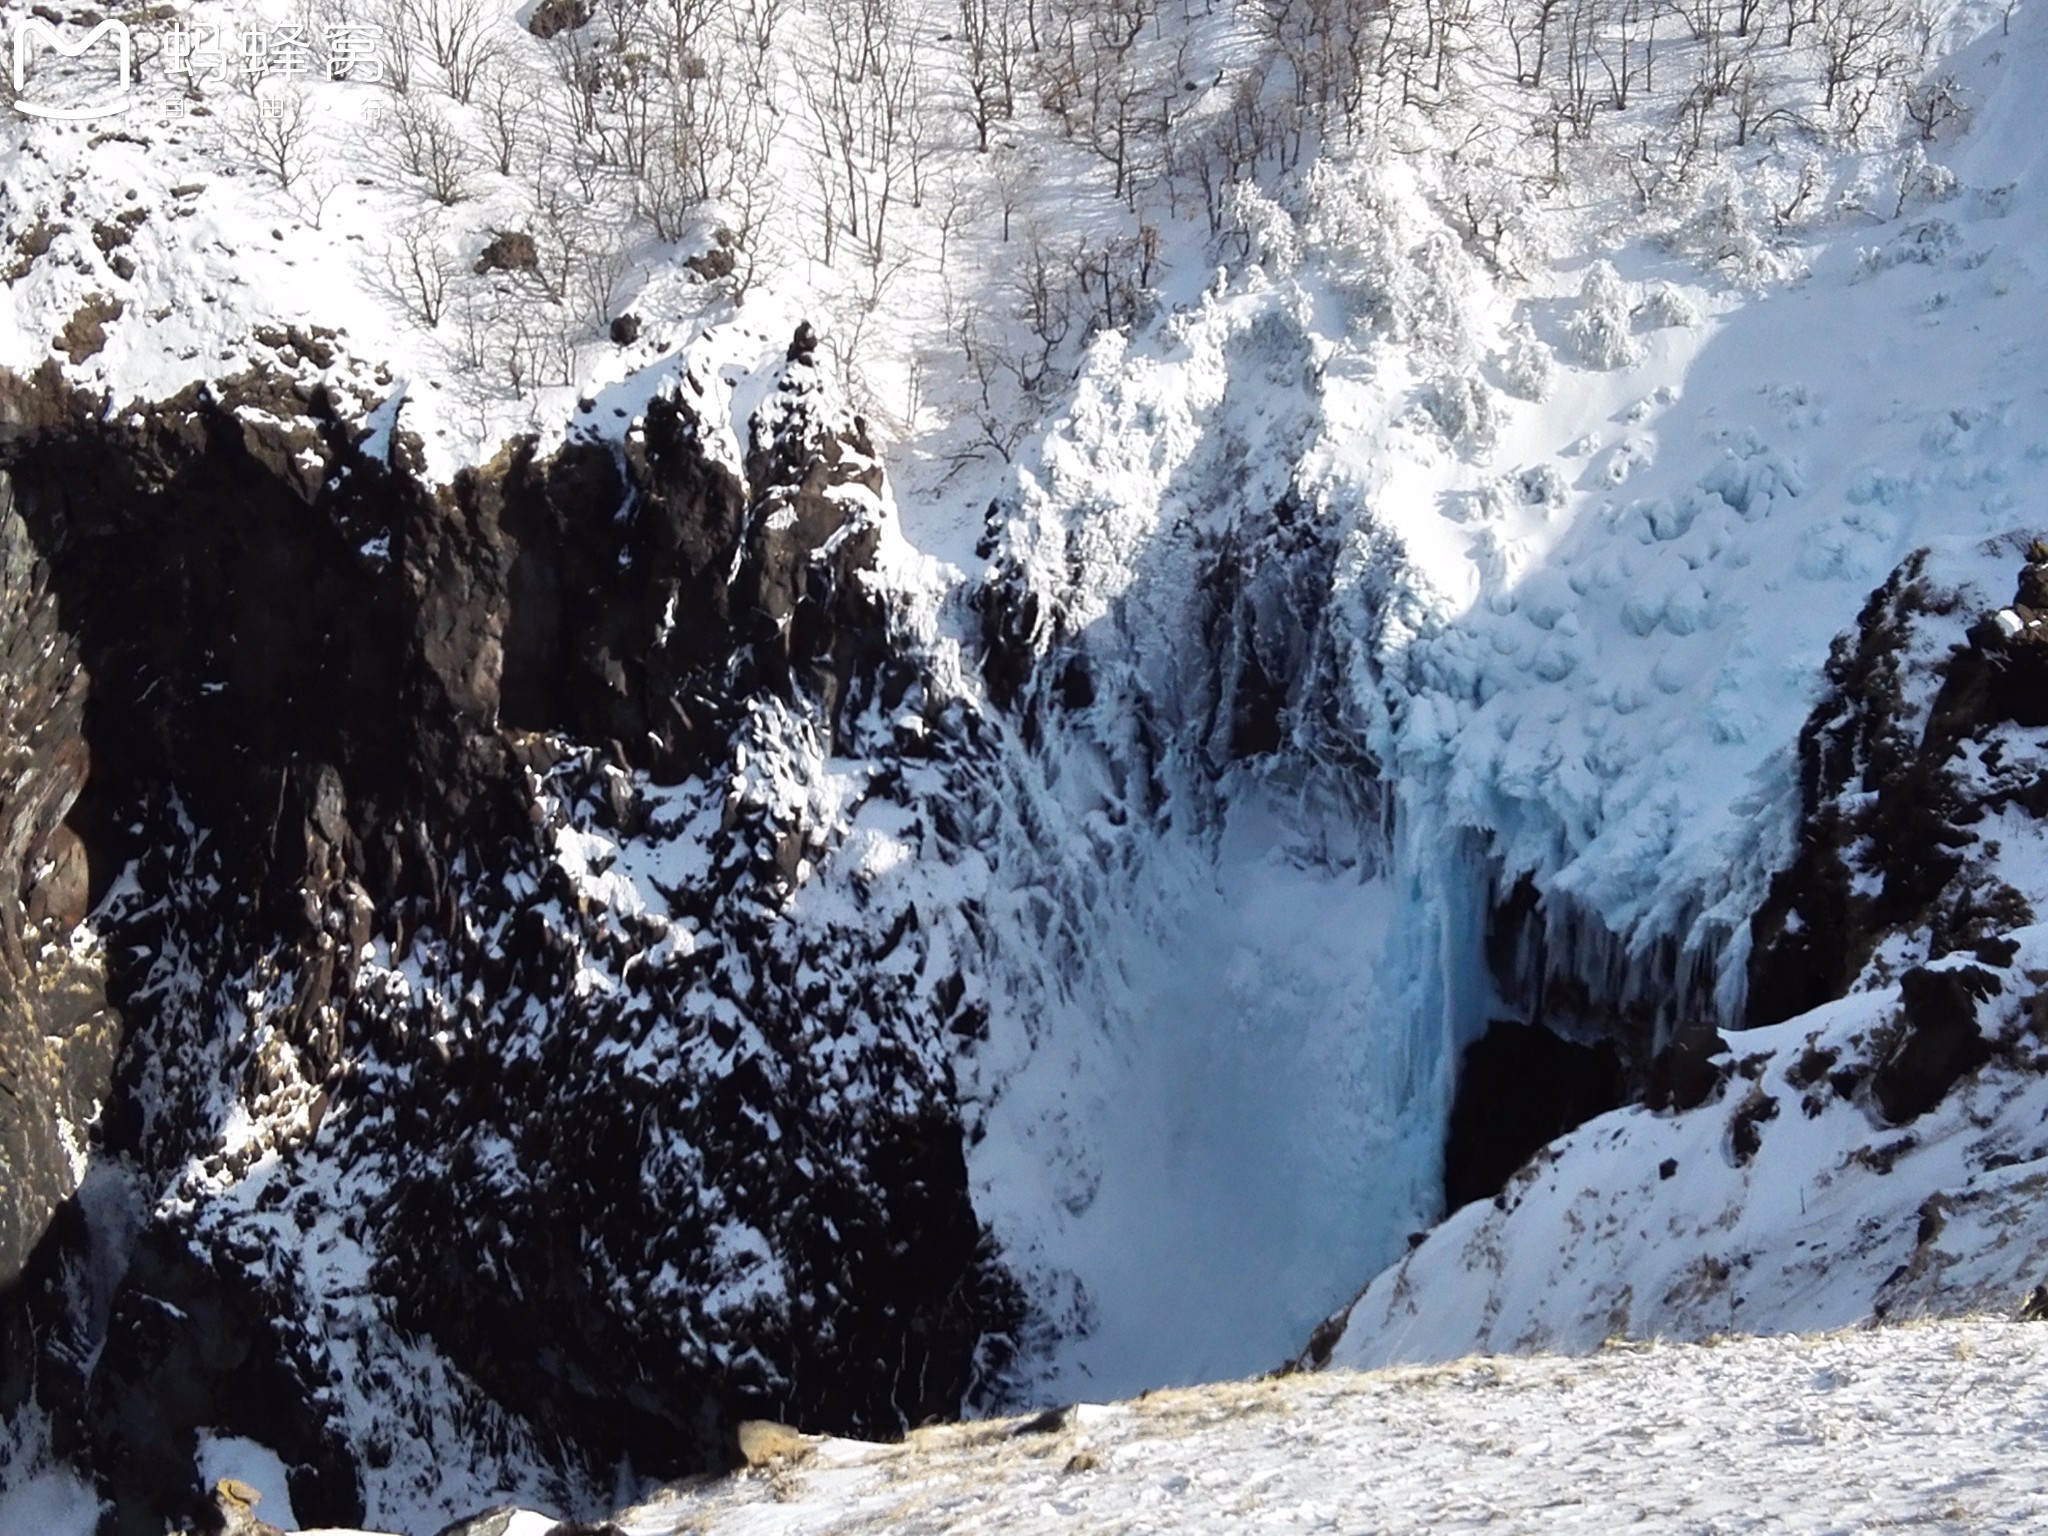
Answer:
[
  {"xmin": 1748, "ymin": 547, "xmax": 2048, "ymax": 1033},
  {"xmin": 0, "ymin": 337, "xmax": 1020, "ymax": 1531},
  {"xmin": 0, "ymin": 451, "xmax": 121, "ymax": 1410}
]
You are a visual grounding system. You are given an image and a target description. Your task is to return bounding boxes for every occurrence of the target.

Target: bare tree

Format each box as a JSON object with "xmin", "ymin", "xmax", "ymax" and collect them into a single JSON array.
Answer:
[
  {"xmin": 929, "ymin": 161, "xmax": 982, "ymax": 270},
  {"xmin": 229, "ymin": 87, "xmax": 319, "ymax": 190},
  {"xmin": 386, "ymin": 213, "xmax": 459, "ymax": 326},
  {"xmin": 649, "ymin": 0, "xmax": 720, "ymax": 76},
  {"xmin": 533, "ymin": 309, "xmax": 579, "ymax": 387},
  {"xmin": 726, "ymin": 0, "xmax": 787, "ymax": 90},
  {"xmin": 1500, "ymin": 0, "xmax": 1565, "ymax": 85},
  {"xmin": 709, "ymin": 83, "xmax": 779, "ymax": 294},
  {"xmin": 380, "ymin": 9, "xmax": 417, "ymax": 94},
  {"xmin": 544, "ymin": 27, "xmax": 605, "ymax": 146},
  {"xmin": 1812, "ymin": 0, "xmax": 1914, "ymax": 126},
  {"xmin": 574, "ymin": 226, "xmax": 635, "ymax": 332},
  {"xmin": 590, "ymin": 53, "xmax": 664, "ymax": 179},
  {"xmin": 1772, "ymin": 153, "xmax": 1824, "ymax": 230},
  {"xmin": 993, "ymin": 145, "xmax": 1030, "ymax": 241},
  {"xmin": 950, "ymin": 304, "xmax": 1032, "ymax": 463},
  {"xmin": 957, "ymin": 0, "xmax": 1022, "ymax": 150},
  {"xmin": 292, "ymin": 172, "xmax": 343, "ymax": 230},
  {"xmin": 447, "ymin": 286, "xmax": 493, "ymax": 373},
  {"xmin": 1250, "ymin": 0, "xmax": 1392, "ymax": 135},
  {"xmin": 1591, "ymin": 0, "xmax": 1650, "ymax": 108},
  {"xmin": 528, "ymin": 178, "xmax": 620, "ymax": 306},
  {"xmin": 1558, "ymin": 0, "xmax": 1605, "ymax": 134},
  {"xmin": 1029, "ymin": 0, "xmax": 1195, "ymax": 195},
  {"xmin": 1008, "ymin": 225, "xmax": 1079, "ymax": 394},
  {"xmin": 1903, "ymin": 72, "xmax": 1966, "ymax": 140},
  {"xmin": 499, "ymin": 307, "xmax": 537, "ymax": 394},
  {"xmin": 388, "ymin": 93, "xmax": 477, "ymax": 203},
  {"xmin": 406, "ymin": 0, "xmax": 503, "ymax": 102},
  {"xmin": 638, "ymin": 123, "xmax": 700, "ymax": 242},
  {"xmin": 476, "ymin": 61, "xmax": 539, "ymax": 175},
  {"xmin": 797, "ymin": 0, "xmax": 927, "ymax": 267}
]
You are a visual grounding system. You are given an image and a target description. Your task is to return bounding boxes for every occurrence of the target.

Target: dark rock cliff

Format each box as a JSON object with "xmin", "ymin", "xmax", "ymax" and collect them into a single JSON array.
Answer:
[
  {"xmin": 1746, "ymin": 547, "xmax": 2048, "ymax": 1014},
  {"xmin": 1747, "ymin": 542, "xmax": 2048, "ymax": 1121},
  {"xmin": 0, "ymin": 464, "xmax": 122, "ymax": 1417},
  {"xmin": 0, "ymin": 334, "xmax": 1019, "ymax": 1533}
]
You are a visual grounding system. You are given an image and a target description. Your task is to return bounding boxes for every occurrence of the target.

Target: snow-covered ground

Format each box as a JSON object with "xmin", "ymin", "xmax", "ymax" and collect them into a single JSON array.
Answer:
[
  {"xmin": 185, "ymin": 1317, "xmax": 2048, "ymax": 1534},
  {"xmin": 635, "ymin": 1318, "xmax": 2048, "ymax": 1534}
]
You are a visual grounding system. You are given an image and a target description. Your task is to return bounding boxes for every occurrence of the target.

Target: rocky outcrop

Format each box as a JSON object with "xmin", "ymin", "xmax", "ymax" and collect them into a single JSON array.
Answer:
[
  {"xmin": 1748, "ymin": 548, "xmax": 2048, "ymax": 1004},
  {"xmin": 0, "ymin": 335, "xmax": 1019, "ymax": 1531},
  {"xmin": 0, "ymin": 470, "xmax": 123, "ymax": 1425},
  {"xmin": 1747, "ymin": 542, "xmax": 2048, "ymax": 1116}
]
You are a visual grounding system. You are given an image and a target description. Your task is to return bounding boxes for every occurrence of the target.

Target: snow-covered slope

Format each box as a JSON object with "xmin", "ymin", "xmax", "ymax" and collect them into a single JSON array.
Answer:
[
  {"xmin": 616, "ymin": 1318, "xmax": 2048, "ymax": 1534},
  {"xmin": 158, "ymin": 1317, "xmax": 2048, "ymax": 1536},
  {"xmin": 1327, "ymin": 927, "xmax": 2048, "ymax": 1367}
]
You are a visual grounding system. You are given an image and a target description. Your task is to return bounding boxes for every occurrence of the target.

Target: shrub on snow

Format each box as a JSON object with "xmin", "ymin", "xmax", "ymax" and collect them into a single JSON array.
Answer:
[
  {"xmin": 1635, "ymin": 283, "xmax": 1701, "ymax": 331},
  {"xmin": 1492, "ymin": 317, "xmax": 1555, "ymax": 402},
  {"xmin": 1418, "ymin": 371, "xmax": 1501, "ymax": 455},
  {"xmin": 1565, "ymin": 261, "xmax": 1640, "ymax": 370},
  {"xmin": 1224, "ymin": 182, "xmax": 1302, "ymax": 277},
  {"xmin": 1303, "ymin": 163, "xmax": 1489, "ymax": 366},
  {"xmin": 1657, "ymin": 170, "xmax": 1805, "ymax": 287}
]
